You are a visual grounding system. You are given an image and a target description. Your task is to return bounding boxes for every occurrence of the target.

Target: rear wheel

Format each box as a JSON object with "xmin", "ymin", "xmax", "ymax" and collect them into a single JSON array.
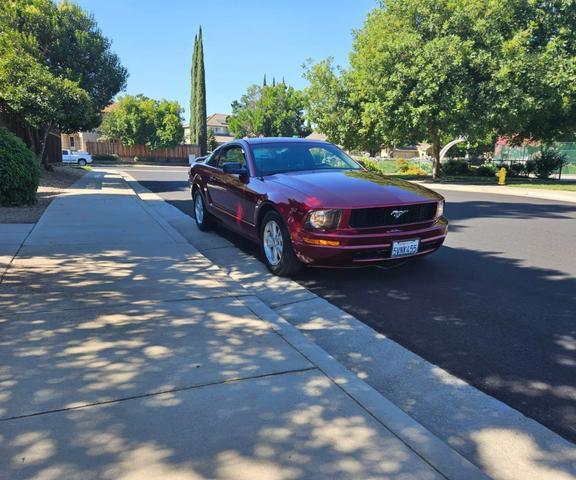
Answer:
[
  {"xmin": 78, "ymin": 159, "xmax": 87, "ymax": 166},
  {"xmin": 260, "ymin": 211, "xmax": 302, "ymax": 277},
  {"xmin": 193, "ymin": 188, "xmax": 214, "ymax": 231}
]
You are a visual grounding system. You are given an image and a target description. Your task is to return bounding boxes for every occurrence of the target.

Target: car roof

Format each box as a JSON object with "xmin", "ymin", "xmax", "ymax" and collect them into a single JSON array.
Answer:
[{"xmin": 240, "ymin": 137, "xmax": 331, "ymax": 145}]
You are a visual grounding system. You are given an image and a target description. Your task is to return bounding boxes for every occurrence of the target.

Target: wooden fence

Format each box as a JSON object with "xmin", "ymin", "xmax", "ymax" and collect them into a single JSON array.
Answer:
[{"xmin": 86, "ymin": 141, "xmax": 200, "ymax": 162}]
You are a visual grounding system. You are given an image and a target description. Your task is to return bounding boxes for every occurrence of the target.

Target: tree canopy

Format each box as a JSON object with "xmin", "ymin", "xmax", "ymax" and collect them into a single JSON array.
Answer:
[
  {"xmin": 228, "ymin": 82, "xmax": 310, "ymax": 138},
  {"xmin": 0, "ymin": 0, "xmax": 127, "ymax": 166},
  {"xmin": 190, "ymin": 27, "xmax": 207, "ymax": 154},
  {"xmin": 100, "ymin": 95, "xmax": 184, "ymax": 150},
  {"xmin": 304, "ymin": 0, "xmax": 576, "ymax": 177}
]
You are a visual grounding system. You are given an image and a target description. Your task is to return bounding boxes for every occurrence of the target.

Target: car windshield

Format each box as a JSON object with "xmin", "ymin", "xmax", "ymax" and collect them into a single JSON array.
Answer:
[{"xmin": 250, "ymin": 142, "xmax": 361, "ymax": 176}]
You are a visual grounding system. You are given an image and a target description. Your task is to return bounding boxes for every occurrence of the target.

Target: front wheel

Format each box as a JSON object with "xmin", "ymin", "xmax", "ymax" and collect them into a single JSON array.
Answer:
[
  {"xmin": 193, "ymin": 189, "xmax": 214, "ymax": 231},
  {"xmin": 260, "ymin": 211, "xmax": 302, "ymax": 277},
  {"xmin": 78, "ymin": 159, "xmax": 87, "ymax": 166}
]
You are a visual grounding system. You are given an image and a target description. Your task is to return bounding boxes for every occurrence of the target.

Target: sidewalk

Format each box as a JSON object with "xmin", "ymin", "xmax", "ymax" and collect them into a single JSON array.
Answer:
[{"xmin": 0, "ymin": 171, "xmax": 485, "ymax": 479}]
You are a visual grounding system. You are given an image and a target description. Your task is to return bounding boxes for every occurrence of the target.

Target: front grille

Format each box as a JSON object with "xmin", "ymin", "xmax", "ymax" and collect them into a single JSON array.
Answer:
[{"xmin": 349, "ymin": 203, "xmax": 437, "ymax": 228}]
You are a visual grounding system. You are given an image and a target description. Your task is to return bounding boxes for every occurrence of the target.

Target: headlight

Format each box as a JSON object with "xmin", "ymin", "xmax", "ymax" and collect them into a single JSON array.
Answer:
[
  {"xmin": 306, "ymin": 209, "xmax": 342, "ymax": 230},
  {"xmin": 437, "ymin": 200, "xmax": 445, "ymax": 218}
]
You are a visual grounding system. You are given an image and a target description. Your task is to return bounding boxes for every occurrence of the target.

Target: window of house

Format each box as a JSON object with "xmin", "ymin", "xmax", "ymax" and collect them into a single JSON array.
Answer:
[{"xmin": 69, "ymin": 136, "xmax": 75, "ymax": 149}]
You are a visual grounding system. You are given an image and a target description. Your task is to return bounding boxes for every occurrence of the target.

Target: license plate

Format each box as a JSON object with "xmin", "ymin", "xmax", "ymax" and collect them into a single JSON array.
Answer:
[{"xmin": 391, "ymin": 239, "xmax": 420, "ymax": 257}]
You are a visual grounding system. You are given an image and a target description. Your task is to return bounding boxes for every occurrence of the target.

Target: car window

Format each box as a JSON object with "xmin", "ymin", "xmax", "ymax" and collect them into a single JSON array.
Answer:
[
  {"xmin": 206, "ymin": 149, "xmax": 220, "ymax": 167},
  {"xmin": 309, "ymin": 147, "xmax": 352, "ymax": 169},
  {"xmin": 251, "ymin": 142, "xmax": 360, "ymax": 176},
  {"xmin": 62, "ymin": 150, "xmax": 69, "ymax": 155},
  {"xmin": 220, "ymin": 146, "xmax": 247, "ymax": 168}
]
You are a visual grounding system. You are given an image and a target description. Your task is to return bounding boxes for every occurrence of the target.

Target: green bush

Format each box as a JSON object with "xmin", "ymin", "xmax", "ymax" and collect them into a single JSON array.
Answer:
[
  {"xmin": 396, "ymin": 159, "xmax": 410, "ymax": 173},
  {"xmin": 533, "ymin": 148, "xmax": 566, "ymax": 179},
  {"xmin": 475, "ymin": 164, "xmax": 496, "ymax": 177},
  {"xmin": 357, "ymin": 158, "xmax": 381, "ymax": 173},
  {"xmin": 525, "ymin": 159, "xmax": 537, "ymax": 175},
  {"xmin": 441, "ymin": 159, "xmax": 470, "ymax": 176},
  {"xmin": 92, "ymin": 153, "xmax": 119, "ymax": 162},
  {"xmin": 507, "ymin": 162, "xmax": 527, "ymax": 177},
  {"xmin": 0, "ymin": 128, "xmax": 40, "ymax": 206}
]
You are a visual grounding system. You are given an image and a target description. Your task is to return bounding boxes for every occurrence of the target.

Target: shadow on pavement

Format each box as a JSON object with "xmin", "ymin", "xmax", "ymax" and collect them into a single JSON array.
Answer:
[{"xmin": 297, "ymin": 246, "xmax": 576, "ymax": 445}]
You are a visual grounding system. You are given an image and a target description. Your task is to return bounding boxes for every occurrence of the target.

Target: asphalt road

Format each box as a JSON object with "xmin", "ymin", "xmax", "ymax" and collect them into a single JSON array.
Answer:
[{"xmin": 125, "ymin": 166, "xmax": 576, "ymax": 443}]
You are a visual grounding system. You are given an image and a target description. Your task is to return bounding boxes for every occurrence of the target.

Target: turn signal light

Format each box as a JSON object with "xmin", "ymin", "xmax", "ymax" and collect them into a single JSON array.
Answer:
[{"xmin": 302, "ymin": 237, "xmax": 341, "ymax": 247}]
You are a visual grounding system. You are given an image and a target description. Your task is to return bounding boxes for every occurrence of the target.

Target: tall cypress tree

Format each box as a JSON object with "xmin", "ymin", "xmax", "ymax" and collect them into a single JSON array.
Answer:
[
  {"xmin": 195, "ymin": 27, "xmax": 207, "ymax": 155},
  {"xmin": 189, "ymin": 27, "xmax": 207, "ymax": 154},
  {"xmin": 189, "ymin": 34, "xmax": 198, "ymax": 144}
]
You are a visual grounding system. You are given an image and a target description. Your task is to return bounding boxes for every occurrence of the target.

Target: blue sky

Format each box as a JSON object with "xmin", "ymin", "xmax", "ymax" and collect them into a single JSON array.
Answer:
[{"xmin": 73, "ymin": 0, "xmax": 376, "ymax": 121}]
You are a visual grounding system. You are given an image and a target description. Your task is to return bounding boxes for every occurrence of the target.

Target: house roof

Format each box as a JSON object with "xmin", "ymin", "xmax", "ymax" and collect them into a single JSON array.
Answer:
[
  {"xmin": 206, "ymin": 113, "xmax": 229, "ymax": 127},
  {"xmin": 306, "ymin": 131, "xmax": 328, "ymax": 141},
  {"xmin": 102, "ymin": 103, "xmax": 118, "ymax": 113}
]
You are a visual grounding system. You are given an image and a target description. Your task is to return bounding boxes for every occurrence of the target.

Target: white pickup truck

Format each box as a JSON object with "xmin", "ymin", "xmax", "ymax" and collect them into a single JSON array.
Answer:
[{"xmin": 62, "ymin": 149, "xmax": 93, "ymax": 166}]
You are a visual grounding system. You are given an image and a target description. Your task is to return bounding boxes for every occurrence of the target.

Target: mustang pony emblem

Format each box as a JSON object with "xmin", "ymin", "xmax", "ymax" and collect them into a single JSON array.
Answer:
[{"xmin": 390, "ymin": 209, "xmax": 409, "ymax": 219}]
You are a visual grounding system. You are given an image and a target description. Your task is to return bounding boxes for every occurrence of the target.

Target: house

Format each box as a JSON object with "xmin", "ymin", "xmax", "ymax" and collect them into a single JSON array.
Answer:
[
  {"xmin": 60, "ymin": 104, "xmax": 116, "ymax": 152},
  {"xmin": 61, "ymin": 131, "xmax": 99, "ymax": 152},
  {"xmin": 184, "ymin": 113, "xmax": 233, "ymax": 145},
  {"xmin": 306, "ymin": 131, "xmax": 328, "ymax": 142}
]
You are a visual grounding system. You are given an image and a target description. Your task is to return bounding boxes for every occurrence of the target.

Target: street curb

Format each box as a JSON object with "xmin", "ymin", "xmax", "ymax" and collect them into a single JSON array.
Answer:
[
  {"xmin": 115, "ymin": 167, "xmax": 489, "ymax": 479},
  {"xmin": 242, "ymin": 295, "xmax": 489, "ymax": 480},
  {"xmin": 415, "ymin": 181, "xmax": 576, "ymax": 204},
  {"xmin": 118, "ymin": 171, "xmax": 192, "ymax": 245}
]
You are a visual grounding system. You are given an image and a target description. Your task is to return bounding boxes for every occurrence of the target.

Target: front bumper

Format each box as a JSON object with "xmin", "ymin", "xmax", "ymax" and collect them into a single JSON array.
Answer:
[{"xmin": 292, "ymin": 217, "xmax": 448, "ymax": 266}]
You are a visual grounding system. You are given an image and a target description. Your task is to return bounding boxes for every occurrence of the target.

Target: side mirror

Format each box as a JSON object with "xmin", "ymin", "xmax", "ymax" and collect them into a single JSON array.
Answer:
[{"xmin": 222, "ymin": 162, "xmax": 248, "ymax": 175}]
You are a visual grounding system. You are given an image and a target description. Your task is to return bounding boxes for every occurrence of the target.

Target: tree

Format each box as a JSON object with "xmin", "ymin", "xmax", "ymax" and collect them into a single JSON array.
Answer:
[
  {"xmin": 190, "ymin": 27, "xmax": 207, "ymax": 155},
  {"xmin": 207, "ymin": 129, "xmax": 218, "ymax": 152},
  {"xmin": 303, "ymin": 59, "xmax": 383, "ymax": 156},
  {"xmin": 228, "ymin": 83, "xmax": 310, "ymax": 138},
  {"xmin": 100, "ymin": 95, "xmax": 184, "ymax": 150},
  {"xmin": 304, "ymin": 0, "xmax": 576, "ymax": 178},
  {"xmin": 0, "ymin": 0, "xmax": 127, "ymax": 168}
]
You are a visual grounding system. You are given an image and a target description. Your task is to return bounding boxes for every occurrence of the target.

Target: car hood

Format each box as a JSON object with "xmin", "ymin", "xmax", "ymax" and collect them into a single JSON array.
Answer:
[{"xmin": 267, "ymin": 170, "xmax": 442, "ymax": 208}]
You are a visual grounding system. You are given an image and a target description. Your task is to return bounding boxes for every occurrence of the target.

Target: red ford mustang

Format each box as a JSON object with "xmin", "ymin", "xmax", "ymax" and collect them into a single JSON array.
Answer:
[{"xmin": 189, "ymin": 138, "xmax": 447, "ymax": 276}]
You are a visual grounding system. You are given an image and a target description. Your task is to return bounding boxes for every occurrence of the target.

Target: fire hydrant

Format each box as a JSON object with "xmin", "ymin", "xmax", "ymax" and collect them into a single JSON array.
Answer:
[{"xmin": 498, "ymin": 167, "xmax": 507, "ymax": 185}]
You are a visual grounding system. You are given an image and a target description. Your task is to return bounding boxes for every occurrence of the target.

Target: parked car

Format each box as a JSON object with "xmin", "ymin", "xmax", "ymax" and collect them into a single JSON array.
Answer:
[
  {"xmin": 189, "ymin": 138, "xmax": 447, "ymax": 276},
  {"xmin": 62, "ymin": 150, "xmax": 93, "ymax": 166}
]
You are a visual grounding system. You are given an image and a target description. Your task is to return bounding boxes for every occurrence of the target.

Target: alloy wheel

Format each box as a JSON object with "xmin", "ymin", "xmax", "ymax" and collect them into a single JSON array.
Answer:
[{"xmin": 263, "ymin": 220, "xmax": 283, "ymax": 266}]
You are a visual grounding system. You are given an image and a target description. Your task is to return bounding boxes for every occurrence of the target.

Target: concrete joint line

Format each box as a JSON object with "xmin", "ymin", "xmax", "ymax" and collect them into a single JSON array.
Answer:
[
  {"xmin": 0, "ymin": 366, "xmax": 318, "ymax": 424},
  {"xmin": 240, "ymin": 295, "xmax": 488, "ymax": 480}
]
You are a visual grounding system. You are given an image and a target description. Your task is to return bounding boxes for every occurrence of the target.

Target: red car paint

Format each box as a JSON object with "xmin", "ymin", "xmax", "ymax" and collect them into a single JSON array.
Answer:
[{"xmin": 190, "ymin": 138, "xmax": 447, "ymax": 267}]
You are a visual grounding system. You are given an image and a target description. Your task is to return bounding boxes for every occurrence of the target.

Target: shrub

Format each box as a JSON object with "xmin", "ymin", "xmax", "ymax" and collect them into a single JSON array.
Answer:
[
  {"xmin": 396, "ymin": 159, "xmax": 410, "ymax": 173},
  {"xmin": 507, "ymin": 162, "xmax": 527, "ymax": 177},
  {"xmin": 0, "ymin": 128, "xmax": 40, "ymax": 206},
  {"xmin": 533, "ymin": 148, "xmax": 566, "ymax": 179},
  {"xmin": 441, "ymin": 159, "xmax": 471, "ymax": 176},
  {"xmin": 525, "ymin": 159, "xmax": 536, "ymax": 175},
  {"xmin": 92, "ymin": 153, "xmax": 119, "ymax": 162},
  {"xmin": 357, "ymin": 157, "xmax": 381, "ymax": 173},
  {"xmin": 402, "ymin": 167, "xmax": 427, "ymax": 175},
  {"xmin": 475, "ymin": 164, "xmax": 496, "ymax": 177}
]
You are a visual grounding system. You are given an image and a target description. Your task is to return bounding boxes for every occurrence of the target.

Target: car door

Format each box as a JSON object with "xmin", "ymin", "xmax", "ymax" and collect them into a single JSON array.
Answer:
[{"xmin": 208, "ymin": 145, "xmax": 253, "ymax": 230}]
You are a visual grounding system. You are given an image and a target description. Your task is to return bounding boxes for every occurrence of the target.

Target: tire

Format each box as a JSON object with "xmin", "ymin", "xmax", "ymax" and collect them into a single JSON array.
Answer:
[
  {"xmin": 260, "ymin": 211, "xmax": 302, "ymax": 277},
  {"xmin": 78, "ymin": 159, "xmax": 87, "ymax": 166},
  {"xmin": 193, "ymin": 188, "xmax": 214, "ymax": 231}
]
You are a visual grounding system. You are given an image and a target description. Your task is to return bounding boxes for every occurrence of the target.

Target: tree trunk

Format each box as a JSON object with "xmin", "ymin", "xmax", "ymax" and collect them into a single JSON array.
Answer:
[
  {"xmin": 431, "ymin": 133, "xmax": 441, "ymax": 180},
  {"xmin": 38, "ymin": 124, "xmax": 53, "ymax": 171}
]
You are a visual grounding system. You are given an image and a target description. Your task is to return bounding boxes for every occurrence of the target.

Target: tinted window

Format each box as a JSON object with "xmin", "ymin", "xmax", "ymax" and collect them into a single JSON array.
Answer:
[
  {"xmin": 206, "ymin": 149, "xmax": 220, "ymax": 167},
  {"xmin": 220, "ymin": 146, "xmax": 247, "ymax": 168},
  {"xmin": 251, "ymin": 142, "xmax": 360, "ymax": 176}
]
